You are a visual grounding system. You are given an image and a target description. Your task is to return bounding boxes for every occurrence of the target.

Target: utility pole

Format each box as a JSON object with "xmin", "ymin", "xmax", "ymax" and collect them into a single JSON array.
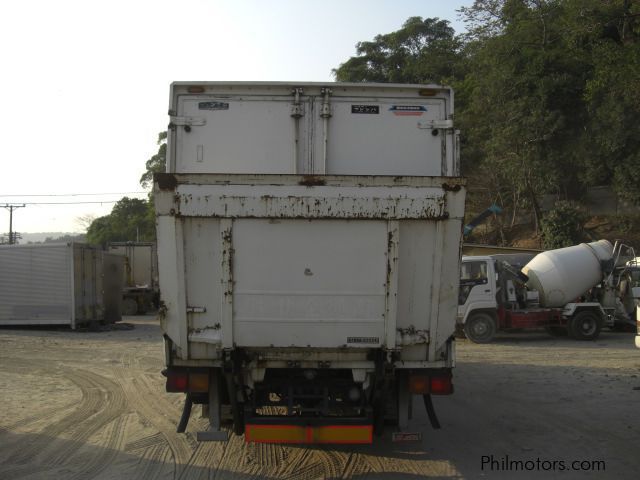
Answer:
[{"xmin": 2, "ymin": 204, "xmax": 25, "ymax": 245}]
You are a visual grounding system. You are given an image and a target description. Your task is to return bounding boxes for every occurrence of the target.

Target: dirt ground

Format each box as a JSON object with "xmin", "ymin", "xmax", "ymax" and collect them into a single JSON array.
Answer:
[{"xmin": 1, "ymin": 317, "xmax": 639, "ymax": 479}]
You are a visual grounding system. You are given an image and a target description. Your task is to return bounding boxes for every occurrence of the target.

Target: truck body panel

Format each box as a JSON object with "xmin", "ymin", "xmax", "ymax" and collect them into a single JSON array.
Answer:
[{"xmin": 156, "ymin": 174, "xmax": 465, "ymax": 357}]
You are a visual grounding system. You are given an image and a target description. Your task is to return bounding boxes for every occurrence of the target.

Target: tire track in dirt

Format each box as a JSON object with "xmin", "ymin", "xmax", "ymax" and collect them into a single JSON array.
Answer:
[
  {"xmin": 42, "ymin": 368, "xmax": 127, "ymax": 467},
  {"xmin": 66, "ymin": 415, "xmax": 129, "ymax": 480},
  {"xmin": 0, "ymin": 362, "xmax": 127, "ymax": 479},
  {"xmin": 275, "ymin": 446, "xmax": 349, "ymax": 480},
  {"xmin": 177, "ymin": 432, "xmax": 227, "ymax": 480},
  {"xmin": 209, "ymin": 432, "xmax": 271, "ymax": 480},
  {"xmin": 112, "ymin": 365, "xmax": 194, "ymax": 479},
  {"xmin": 0, "ymin": 362, "xmax": 78, "ymax": 433},
  {"xmin": 125, "ymin": 431, "xmax": 166, "ymax": 452},
  {"xmin": 134, "ymin": 443, "xmax": 170, "ymax": 480}
]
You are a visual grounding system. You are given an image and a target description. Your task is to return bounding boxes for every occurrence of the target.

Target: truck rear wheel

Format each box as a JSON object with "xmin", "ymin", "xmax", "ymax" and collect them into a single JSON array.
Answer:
[
  {"xmin": 122, "ymin": 298, "xmax": 138, "ymax": 316},
  {"xmin": 464, "ymin": 313, "xmax": 496, "ymax": 344},
  {"xmin": 569, "ymin": 311, "xmax": 601, "ymax": 341}
]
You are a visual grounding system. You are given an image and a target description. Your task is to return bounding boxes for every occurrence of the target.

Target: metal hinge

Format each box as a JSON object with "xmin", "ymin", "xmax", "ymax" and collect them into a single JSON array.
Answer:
[
  {"xmin": 320, "ymin": 87, "xmax": 332, "ymax": 118},
  {"xmin": 291, "ymin": 88, "xmax": 304, "ymax": 118}
]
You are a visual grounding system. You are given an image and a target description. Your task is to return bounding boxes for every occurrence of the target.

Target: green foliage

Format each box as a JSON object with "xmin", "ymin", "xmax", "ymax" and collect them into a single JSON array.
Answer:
[
  {"xmin": 541, "ymin": 201, "xmax": 587, "ymax": 249},
  {"xmin": 140, "ymin": 131, "xmax": 167, "ymax": 189},
  {"xmin": 86, "ymin": 197, "xmax": 155, "ymax": 246},
  {"xmin": 333, "ymin": 17, "xmax": 465, "ymax": 85},
  {"xmin": 612, "ymin": 214, "xmax": 638, "ymax": 235},
  {"xmin": 458, "ymin": 0, "xmax": 593, "ymax": 230}
]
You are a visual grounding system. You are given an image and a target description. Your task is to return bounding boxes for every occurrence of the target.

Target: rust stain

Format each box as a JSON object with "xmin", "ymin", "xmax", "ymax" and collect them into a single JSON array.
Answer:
[
  {"xmin": 442, "ymin": 182, "xmax": 462, "ymax": 192},
  {"xmin": 155, "ymin": 173, "xmax": 178, "ymax": 191},
  {"xmin": 298, "ymin": 176, "xmax": 326, "ymax": 186}
]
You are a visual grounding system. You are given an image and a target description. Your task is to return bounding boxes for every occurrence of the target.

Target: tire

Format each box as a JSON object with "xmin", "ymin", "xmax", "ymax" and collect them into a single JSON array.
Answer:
[
  {"xmin": 464, "ymin": 313, "xmax": 496, "ymax": 344},
  {"xmin": 568, "ymin": 311, "xmax": 601, "ymax": 341},
  {"xmin": 122, "ymin": 298, "xmax": 138, "ymax": 316}
]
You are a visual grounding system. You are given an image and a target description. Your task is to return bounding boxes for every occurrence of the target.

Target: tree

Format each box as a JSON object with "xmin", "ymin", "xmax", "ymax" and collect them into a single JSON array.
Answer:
[
  {"xmin": 75, "ymin": 213, "xmax": 96, "ymax": 232},
  {"xmin": 86, "ymin": 197, "xmax": 155, "ymax": 245},
  {"xmin": 540, "ymin": 201, "xmax": 587, "ymax": 249},
  {"xmin": 333, "ymin": 17, "xmax": 465, "ymax": 85},
  {"xmin": 140, "ymin": 131, "xmax": 167, "ymax": 189},
  {"xmin": 571, "ymin": 0, "xmax": 640, "ymax": 203},
  {"xmin": 457, "ymin": 0, "xmax": 595, "ymax": 232}
]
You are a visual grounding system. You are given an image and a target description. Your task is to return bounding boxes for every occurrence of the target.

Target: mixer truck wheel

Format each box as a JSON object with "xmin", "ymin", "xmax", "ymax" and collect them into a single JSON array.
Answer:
[
  {"xmin": 568, "ymin": 311, "xmax": 601, "ymax": 341},
  {"xmin": 464, "ymin": 313, "xmax": 496, "ymax": 344}
]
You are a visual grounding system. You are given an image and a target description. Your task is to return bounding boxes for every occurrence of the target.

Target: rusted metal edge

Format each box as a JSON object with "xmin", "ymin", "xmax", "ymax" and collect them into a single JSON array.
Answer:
[
  {"xmin": 154, "ymin": 173, "xmax": 466, "ymax": 189},
  {"xmin": 155, "ymin": 172, "xmax": 178, "ymax": 191}
]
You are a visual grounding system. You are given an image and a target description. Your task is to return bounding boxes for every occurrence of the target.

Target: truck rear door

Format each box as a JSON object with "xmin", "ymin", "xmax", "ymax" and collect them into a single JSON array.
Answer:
[
  {"xmin": 173, "ymin": 93, "xmax": 309, "ymax": 174},
  {"xmin": 316, "ymin": 93, "xmax": 452, "ymax": 176}
]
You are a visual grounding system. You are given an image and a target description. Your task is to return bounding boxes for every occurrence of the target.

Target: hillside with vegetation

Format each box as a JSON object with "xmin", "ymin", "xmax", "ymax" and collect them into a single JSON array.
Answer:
[{"xmin": 334, "ymin": 0, "xmax": 640, "ymax": 249}]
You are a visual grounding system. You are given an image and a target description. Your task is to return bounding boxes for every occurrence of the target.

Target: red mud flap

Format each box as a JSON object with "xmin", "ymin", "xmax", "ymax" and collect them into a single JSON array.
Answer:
[{"xmin": 245, "ymin": 424, "xmax": 373, "ymax": 444}]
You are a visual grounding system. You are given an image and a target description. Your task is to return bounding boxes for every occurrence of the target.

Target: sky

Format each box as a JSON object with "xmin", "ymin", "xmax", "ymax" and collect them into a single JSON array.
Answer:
[{"xmin": 0, "ymin": 0, "xmax": 472, "ymax": 235}]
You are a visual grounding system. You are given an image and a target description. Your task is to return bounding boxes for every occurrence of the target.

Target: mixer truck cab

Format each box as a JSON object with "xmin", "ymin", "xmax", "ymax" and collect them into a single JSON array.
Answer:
[{"xmin": 457, "ymin": 256, "xmax": 499, "ymax": 342}]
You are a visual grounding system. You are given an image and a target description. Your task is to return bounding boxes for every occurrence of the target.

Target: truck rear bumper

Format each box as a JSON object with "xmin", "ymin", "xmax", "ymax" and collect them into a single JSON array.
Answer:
[{"xmin": 245, "ymin": 416, "xmax": 373, "ymax": 444}]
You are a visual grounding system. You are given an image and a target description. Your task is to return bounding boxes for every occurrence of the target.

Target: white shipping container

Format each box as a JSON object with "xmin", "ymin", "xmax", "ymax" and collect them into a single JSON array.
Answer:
[
  {"xmin": 107, "ymin": 242, "xmax": 158, "ymax": 289},
  {"xmin": 0, "ymin": 243, "xmax": 112, "ymax": 328}
]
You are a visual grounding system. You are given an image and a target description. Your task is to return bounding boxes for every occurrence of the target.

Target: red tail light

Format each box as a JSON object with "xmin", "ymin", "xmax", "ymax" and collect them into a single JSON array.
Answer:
[
  {"xmin": 430, "ymin": 374, "xmax": 453, "ymax": 395},
  {"xmin": 408, "ymin": 370, "xmax": 454, "ymax": 395},
  {"xmin": 166, "ymin": 371, "xmax": 188, "ymax": 392}
]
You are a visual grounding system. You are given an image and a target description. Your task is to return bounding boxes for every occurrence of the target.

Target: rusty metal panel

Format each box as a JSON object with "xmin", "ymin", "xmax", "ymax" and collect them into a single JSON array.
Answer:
[
  {"xmin": 219, "ymin": 219, "xmax": 234, "ymax": 349},
  {"xmin": 385, "ymin": 221, "xmax": 400, "ymax": 349},
  {"xmin": 155, "ymin": 173, "xmax": 466, "ymax": 357},
  {"xmin": 156, "ymin": 217, "xmax": 189, "ymax": 358},
  {"xmin": 158, "ymin": 184, "xmax": 449, "ymax": 220}
]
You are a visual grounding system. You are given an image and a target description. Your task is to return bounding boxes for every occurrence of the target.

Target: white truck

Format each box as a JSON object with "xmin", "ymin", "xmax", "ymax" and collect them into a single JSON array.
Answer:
[
  {"xmin": 458, "ymin": 240, "xmax": 638, "ymax": 343},
  {"xmin": 155, "ymin": 82, "xmax": 466, "ymax": 443}
]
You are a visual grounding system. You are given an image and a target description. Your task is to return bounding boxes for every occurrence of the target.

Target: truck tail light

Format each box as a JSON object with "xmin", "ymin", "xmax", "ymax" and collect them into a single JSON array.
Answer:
[
  {"xmin": 430, "ymin": 374, "xmax": 454, "ymax": 395},
  {"xmin": 188, "ymin": 372, "xmax": 209, "ymax": 393},
  {"xmin": 409, "ymin": 375, "xmax": 430, "ymax": 394},
  {"xmin": 165, "ymin": 369, "xmax": 210, "ymax": 393},
  {"xmin": 166, "ymin": 371, "xmax": 188, "ymax": 392},
  {"xmin": 408, "ymin": 371, "xmax": 454, "ymax": 395}
]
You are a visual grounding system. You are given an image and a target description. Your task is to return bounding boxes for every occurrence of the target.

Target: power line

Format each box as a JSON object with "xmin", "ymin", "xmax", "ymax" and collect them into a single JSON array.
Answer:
[
  {"xmin": 21, "ymin": 200, "xmax": 132, "ymax": 205},
  {"xmin": 0, "ymin": 191, "xmax": 147, "ymax": 198}
]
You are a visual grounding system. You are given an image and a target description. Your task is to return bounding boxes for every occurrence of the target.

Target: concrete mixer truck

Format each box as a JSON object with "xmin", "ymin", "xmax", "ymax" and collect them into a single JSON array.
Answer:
[{"xmin": 457, "ymin": 240, "xmax": 639, "ymax": 343}]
